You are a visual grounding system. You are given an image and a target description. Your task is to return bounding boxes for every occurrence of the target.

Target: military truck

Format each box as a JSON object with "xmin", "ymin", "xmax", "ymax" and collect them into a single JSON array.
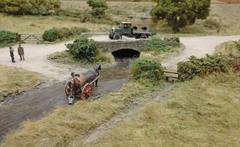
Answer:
[{"xmin": 109, "ymin": 22, "xmax": 153, "ymax": 40}]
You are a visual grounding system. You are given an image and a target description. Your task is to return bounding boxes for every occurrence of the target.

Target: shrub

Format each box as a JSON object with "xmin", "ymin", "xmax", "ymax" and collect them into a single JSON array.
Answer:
[
  {"xmin": 130, "ymin": 58, "xmax": 164, "ymax": 82},
  {"xmin": 0, "ymin": 31, "xmax": 17, "ymax": 47},
  {"xmin": 177, "ymin": 55, "xmax": 229, "ymax": 81},
  {"xmin": 66, "ymin": 37, "xmax": 97, "ymax": 62},
  {"xmin": 42, "ymin": 28, "xmax": 59, "ymax": 42},
  {"xmin": 0, "ymin": 0, "xmax": 60, "ymax": 15},
  {"xmin": 42, "ymin": 27, "xmax": 90, "ymax": 42},
  {"xmin": 144, "ymin": 37, "xmax": 180, "ymax": 53},
  {"xmin": 87, "ymin": 0, "xmax": 108, "ymax": 18}
]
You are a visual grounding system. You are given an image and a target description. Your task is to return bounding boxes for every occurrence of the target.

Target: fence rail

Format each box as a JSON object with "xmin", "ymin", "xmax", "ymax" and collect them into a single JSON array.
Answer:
[
  {"xmin": 20, "ymin": 34, "xmax": 42, "ymax": 43},
  {"xmin": 163, "ymin": 70, "xmax": 179, "ymax": 81}
]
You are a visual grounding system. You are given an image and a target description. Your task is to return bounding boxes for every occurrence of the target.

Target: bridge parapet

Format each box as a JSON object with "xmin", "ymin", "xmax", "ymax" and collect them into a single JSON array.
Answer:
[{"xmin": 96, "ymin": 39, "xmax": 148, "ymax": 52}]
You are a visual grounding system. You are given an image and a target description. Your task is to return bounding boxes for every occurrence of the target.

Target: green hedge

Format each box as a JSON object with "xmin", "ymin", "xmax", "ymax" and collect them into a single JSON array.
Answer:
[
  {"xmin": 0, "ymin": 31, "xmax": 17, "ymax": 48},
  {"xmin": 0, "ymin": 0, "xmax": 60, "ymax": 15},
  {"xmin": 177, "ymin": 55, "xmax": 230, "ymax": 81},
  {"xmin": 130, "ymin": 58, "xmax": 164, "ymax": 82},
  {"xmin": 42, "ymin": 27, "xmax": 90, "ymax": 42}
]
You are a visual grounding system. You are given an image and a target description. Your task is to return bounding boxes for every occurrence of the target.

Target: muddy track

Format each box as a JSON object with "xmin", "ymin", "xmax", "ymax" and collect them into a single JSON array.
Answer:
[{"xmin": 0, "ymin": 78, "xmax": 127, "ymax": 143}]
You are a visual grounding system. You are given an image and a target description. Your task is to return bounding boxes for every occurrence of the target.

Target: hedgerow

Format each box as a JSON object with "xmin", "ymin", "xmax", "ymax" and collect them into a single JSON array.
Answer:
[
  {"xmin": 177, "ymin": 55, "xmax": 230, "ymax": 81},
  {"xmin": 0, "ymin": 0, "xmax": 60, "ymax": 15},
  {"xmin": 42, "ymin": 27, "xmax": 90, "ymax": 42},
  {"xmin": 0, "ymin": 31, "xmax": 17, "ymax": 48}
]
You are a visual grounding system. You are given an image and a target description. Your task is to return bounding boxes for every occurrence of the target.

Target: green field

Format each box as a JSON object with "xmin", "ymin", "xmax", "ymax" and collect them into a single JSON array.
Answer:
[{"xmin": 0, "ymin": 1, "xmax": 240, "ymax": 35}]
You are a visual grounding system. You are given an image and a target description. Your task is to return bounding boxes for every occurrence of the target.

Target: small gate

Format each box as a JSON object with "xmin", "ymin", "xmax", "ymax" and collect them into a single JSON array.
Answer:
[{"xmin": 20, "ymin": 34, "xmax": 42, "ymax": 43}]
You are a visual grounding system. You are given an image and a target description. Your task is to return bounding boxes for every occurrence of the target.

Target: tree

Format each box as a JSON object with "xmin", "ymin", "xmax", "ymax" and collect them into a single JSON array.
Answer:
[
  {"xmin": 151, "ymin": 0, "xmax": 211, "ymax": 32},
  {"xmin": 87, "ymin": 0, "xmax": 108, "ymax": 18}
]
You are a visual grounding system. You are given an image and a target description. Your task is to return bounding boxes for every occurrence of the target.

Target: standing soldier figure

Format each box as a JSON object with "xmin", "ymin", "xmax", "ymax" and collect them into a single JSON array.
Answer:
[
  {"xmin": 18, "ymin": 44, "xmax": 25, "ymax": 61},
  {"xmin": 9, "ymin": 47, "xmax": 16, "ymax": 63}
]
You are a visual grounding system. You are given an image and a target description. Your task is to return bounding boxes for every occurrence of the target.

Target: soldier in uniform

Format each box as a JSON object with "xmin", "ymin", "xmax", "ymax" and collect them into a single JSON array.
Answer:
[
  {"xmin": 18, "ymin": 44, "xmax": 25, "ymax": 61},
  {"xmin": 9, "ymin": 47, "xmax": 16, "ymax": 63}
]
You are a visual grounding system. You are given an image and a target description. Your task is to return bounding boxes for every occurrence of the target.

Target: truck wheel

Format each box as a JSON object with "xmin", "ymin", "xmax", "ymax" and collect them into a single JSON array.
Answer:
[
  {"xmin": 141, "ymin": 34, "xmax": 147, "ymax": 39},
  {"xmin": 113, "ymin": 33, "xmax": 121, "ymax": 40}
]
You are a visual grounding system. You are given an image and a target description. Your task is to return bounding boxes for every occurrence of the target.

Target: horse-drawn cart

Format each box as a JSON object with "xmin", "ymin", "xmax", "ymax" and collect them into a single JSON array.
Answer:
[{"xmin": 64, "ymin": 65, "xmax": 101, "ymax": 104}]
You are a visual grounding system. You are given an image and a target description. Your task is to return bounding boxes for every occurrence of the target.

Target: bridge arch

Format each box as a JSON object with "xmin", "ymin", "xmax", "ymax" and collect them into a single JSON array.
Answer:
[{"xmin": 111, "ymin": 48, "xmax": 141, "ymax": 59}]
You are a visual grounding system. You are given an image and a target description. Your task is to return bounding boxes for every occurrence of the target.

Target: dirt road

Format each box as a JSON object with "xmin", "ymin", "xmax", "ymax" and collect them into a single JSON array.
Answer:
[
  {"xmin": 162, "ymin": 35, "xmax": 240, "ymax": 70},
  {"xmin": 0, "ymin": 41, "xmax": 86, "ymax": 80},
  {"xmin": 0, "ymin": 35, "xmax": 240, "ymax": 143},
  {"xmin": 0, "ymin": 77, "xmax": 127, "ymax": 142}
]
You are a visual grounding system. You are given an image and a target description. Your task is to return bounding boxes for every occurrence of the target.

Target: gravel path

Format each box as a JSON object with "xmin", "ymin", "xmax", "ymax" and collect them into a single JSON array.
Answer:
[{"xmin": 0, "ymin": 41, "xmax": 86, "ymax": 80}]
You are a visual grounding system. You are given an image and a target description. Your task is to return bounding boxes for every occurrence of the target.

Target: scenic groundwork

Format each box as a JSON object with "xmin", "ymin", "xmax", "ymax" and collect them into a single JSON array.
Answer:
[{"xmin": 0, "ymin": 0, "xmax": 240, "ymax": 146}]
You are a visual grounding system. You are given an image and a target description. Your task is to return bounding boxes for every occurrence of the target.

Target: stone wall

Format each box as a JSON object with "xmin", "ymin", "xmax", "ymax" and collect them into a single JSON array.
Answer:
[{"xmin": 96, "ymin": 39, "xmax": 148, "ymax": 52}]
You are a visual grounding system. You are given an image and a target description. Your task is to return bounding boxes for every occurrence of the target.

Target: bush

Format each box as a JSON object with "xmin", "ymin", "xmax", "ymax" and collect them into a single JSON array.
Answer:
[
  {"xmin": 42, "ymin": 28, "xmax": 59, "ymax": 42},
  {"xmin": 87, "ymin": 0, "xmax": 108, "ymax": 18},
  {"xmin": 66, "ymin": 37, "xmax": 97, "ymax": 62},
  {"xmin": 130, "ymin": 58, "xmax": 164, "ymax": 82},
  {"xmin": 0, "ymin": 31, "xmax": 17, "ymax": 47},
  {"xmin": 177, "ymin": 55, "xmax": 230, "ymax": 81},
  {"xmin": 42, "ymin": 27, "xmax": 90, "ymax": 42},
  {"xmin": 0, "ymin": 0, "xmax": 60, "ymax": 15},
  {"xmin": 144, "ymin": 37, "xmax": 180, "ymax": 53}
]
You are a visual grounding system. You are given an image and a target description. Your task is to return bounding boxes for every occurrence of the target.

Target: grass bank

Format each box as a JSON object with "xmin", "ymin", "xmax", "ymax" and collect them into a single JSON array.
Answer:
[
  {"xmin": 3, "ymin": 70, "xmax": 240, "ymax": 146},
  {"xmin": 1, "ymin": 80, "xmax": 168, "ymax": 146},
  {"xmin": 93, "ymin": 71, "xmax": 240, "ymax": 146},
  {"xmin": 215, "ymin": 40, "xmax": 240, "ymax": 57},
  {"xmin": 48, "ymin": 49, "xmax": 114, "ymax": 65},
  {"xmin": 0, "ymin": 13, "xmax": 110, "ymax": 34},
  {"xmin": 0, "ymin": 65, "xmax": 42, "ymax": 101}
]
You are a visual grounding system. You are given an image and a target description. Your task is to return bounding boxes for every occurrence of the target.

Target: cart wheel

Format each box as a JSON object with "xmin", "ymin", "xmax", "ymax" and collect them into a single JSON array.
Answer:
[{"xmin": 83, "ymin": 83, "xmax": 93, "ymax": 98}]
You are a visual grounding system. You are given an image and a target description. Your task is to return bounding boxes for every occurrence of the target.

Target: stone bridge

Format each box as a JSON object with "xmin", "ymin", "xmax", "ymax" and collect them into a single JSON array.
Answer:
[{"xmin": 96, "ymin": 39, "xmax": 148, "ymax": 53}]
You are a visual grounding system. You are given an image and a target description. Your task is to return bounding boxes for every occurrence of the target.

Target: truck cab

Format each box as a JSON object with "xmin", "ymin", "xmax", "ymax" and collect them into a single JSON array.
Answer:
[{"xmin": 109, "ymin": 22, "xmax": 133, "ymax": 39}]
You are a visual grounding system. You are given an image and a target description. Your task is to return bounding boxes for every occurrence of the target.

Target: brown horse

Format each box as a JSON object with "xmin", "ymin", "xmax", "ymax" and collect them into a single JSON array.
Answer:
[{"xmin": 64, "ymin": 76, "xmax": 82, "ymax": 99}]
